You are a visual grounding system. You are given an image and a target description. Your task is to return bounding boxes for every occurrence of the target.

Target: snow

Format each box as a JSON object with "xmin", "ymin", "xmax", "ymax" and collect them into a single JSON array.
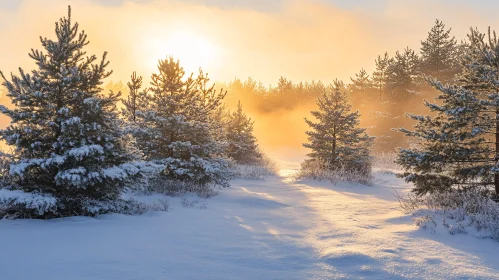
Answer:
[
  {"xmin": 0, "ymin": 189, "xmax": 57, "ymax": 215},
  {"xmin": 0, "ymin": 160, "xmax": 498, "ymax": 279}
]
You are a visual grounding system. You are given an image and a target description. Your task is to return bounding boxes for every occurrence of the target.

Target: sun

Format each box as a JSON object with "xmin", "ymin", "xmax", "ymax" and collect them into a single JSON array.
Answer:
[{"xmin": 144, "ymin": 30, "xmax": 219, "ymax": 74}]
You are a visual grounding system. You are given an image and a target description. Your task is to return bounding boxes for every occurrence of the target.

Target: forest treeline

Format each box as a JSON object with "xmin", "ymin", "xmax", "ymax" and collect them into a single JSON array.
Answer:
[
  {"xmin": 102, "ymin": 20, "xmax": 463, "ymax": 152},
  {"xmin": 217, "ymin": 20, "xmax": 461, "ymax": 152}
]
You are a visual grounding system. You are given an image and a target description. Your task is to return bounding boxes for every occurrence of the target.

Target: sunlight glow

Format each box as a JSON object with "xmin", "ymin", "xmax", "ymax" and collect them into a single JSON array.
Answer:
[{"xmin": 144, "ymin": 30, "xmax": 219, "ymax": 74}]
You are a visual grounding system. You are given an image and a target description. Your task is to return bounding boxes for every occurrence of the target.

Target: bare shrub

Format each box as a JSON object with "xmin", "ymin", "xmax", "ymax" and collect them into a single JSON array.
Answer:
[
  {"xmin": 397, "ymin": 189, "xmax": 499, "ymax": 240},
  {"xmin": 296, "ymin": 159, "xmax": 374, "ymax": 185},
  {"xmin": 231, "ymin": 156, "xmax": 278, "ymax": 180},
  {"xmin": 144, "ymin": 176, "xmax": 219, "ymax": 198},
  {"xmin": 149, "ymin": 198, "xmax": 170, "ymax": 212},
  {"xmin": 180, "ymin": 196, "xmax": 207, "ymax": 209}
]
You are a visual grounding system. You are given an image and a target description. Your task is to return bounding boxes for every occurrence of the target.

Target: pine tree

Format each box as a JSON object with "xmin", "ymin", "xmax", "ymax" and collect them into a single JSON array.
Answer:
[
  {"xmin": 126, "ymin": 57, "xmax": 231, "ymax": 187},
  {"xmin": 372, "ymin": 52, "xmax": 390, "ymax": 100},
  {"xmin": 460, "ymin": 27, "xmax": 499, "ymax": 196},
  {"xmin": 386, "ymin": 47, "xmax": 421, "ymax": 97},
  {"xmin": 211, "ymin": 102, "xmax": 229, "ymax": 143},
  {"xmin": 122, "ymin": 72, "xmax": 148, "ymax": 123},
  {"xmin": 0, "ymin": 7, "xmax": 142, "ymax": 216},
  {"xmin": 397, "ymin": 27, "xmax": 499, "ymax": 196},
  {"xmin": 397, "ymin": 80, "xmax": 491, "ymax": 195},
  {"xmin": 303, "ymin": 83, "xmax": 374, "ymax": 173},
  {"xmin": 350, "ymin": 68, "xmax": 373, "ymax": 96},
  {"xmin": 226, "ymin": 101, "xmax": 261, "ymax": 164},
  {"xmin": 275, "ymin": 76, "xmax": 293, "ymax": 96},
  {"xmin": 420, "ymin": 20, "xmax": 458, "ymax": 82}
]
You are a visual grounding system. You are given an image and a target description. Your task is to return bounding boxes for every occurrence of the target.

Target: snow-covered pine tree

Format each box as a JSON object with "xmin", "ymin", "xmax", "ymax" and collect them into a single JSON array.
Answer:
[
  {"xmin": 396, "ymin": 80, "xmax": 491, "ymax": 195},
  {"xmin": 225, "ymin": 101, "xmax": 261, "ymax": 164},
  {"xmin": 127, "ymin": 57, "xmax": 231, "ymax": 187},
  {"xmin": 397, "ymin": 27, "xmax": 499, "ymax": 196},
  {"xmin": 303, "ymin": 81, "xmax": 374, "ymax": 174},
  {"xmin": 0, "ymin": 7, "xmax": 144, "ymax": 217},
  {"xmin": 420, "ymin": 20, "xmax": 458, "ymax": 83}
]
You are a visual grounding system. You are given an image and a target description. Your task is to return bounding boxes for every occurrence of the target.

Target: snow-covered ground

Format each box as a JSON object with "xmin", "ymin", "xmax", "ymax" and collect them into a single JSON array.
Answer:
[{"xmin": 1, "ymin": 161, "xmax": 498, "ymax": 279}]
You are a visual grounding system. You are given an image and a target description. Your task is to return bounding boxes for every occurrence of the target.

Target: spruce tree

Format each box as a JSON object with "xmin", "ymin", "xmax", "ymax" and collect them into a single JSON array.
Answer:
[
  {"xmin": 303, "ymin": 83, "xmax": 374, "ymax": 173},
  {"xmin": 420, "ymin": 20, "xmax": 458, "ymax": 82},
  {"xmin": 225, "ymin": 101, "xmax": 261, "ymax": 164},
  {"xmin": 125, "ymin": 57, "xmax": 231, "ymax": 187},
  {"xmin": 397, "ymin": 27, "xmax": 499, "ymax": 196},
  {"xmin": 0, "ymin": 7, "xmax": 141, "ymax": 216}
]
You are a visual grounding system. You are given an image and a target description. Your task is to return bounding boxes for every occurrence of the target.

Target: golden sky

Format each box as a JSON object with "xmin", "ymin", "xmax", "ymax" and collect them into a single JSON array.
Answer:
[{"xmin": 1, "ymin": 0, "xmax": 498, "ymax": 86}]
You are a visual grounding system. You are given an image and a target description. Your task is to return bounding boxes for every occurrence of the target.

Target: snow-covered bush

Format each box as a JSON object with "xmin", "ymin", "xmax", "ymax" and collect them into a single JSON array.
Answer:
[
  {"xmin": 231, "ymin": 156, "xmax": 278, "ymax": 180},
  {"xmin": 0, "ymin": 188, "xmax": 150, "ymax": 219},
  {"xmin": 0, "ymin": 189, "xmax": 57, "ymax": 218},
  {"xmin": 398, "ymin": 189, "xmax": 499, "ymax": 241},
  {"xmin": 297, "ymin": 159, "xmax": 373, "ymax": 185}
]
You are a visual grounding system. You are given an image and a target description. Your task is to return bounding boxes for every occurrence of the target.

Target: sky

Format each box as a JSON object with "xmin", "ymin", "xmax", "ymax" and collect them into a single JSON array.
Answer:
[{"xmin": 1, "ymin": 0, "xmax": 499, "ymax": 85}]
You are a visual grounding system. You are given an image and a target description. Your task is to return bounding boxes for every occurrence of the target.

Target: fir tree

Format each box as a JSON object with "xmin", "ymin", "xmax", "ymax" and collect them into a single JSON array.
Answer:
[
  {"xmin": 420, "ymin": 20, "xmax": 458, "ymax": 82},
  {"xmin": 303, "ymin": 83, "xmax": 374, "ymax": 173},
  {"xmin": 226, "ymin": 101, "xmax": 261, "ymax": 164},
  {"xmin": 126, "ymin": 57, "xmax": 231, "ymax": 187},
  {"xmin": 0, "ymin": 7, "xmax": 142, "ymax": 216},
  {"xmin": 397, "ymin": 27, "xmax": 499, "ymax": 196}
]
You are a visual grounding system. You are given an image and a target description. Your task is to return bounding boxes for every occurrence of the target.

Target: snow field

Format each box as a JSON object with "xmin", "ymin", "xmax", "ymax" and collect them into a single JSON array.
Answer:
[{"xmin": 0, "ymin": 164, "xmax": 498, "ymax": 279}]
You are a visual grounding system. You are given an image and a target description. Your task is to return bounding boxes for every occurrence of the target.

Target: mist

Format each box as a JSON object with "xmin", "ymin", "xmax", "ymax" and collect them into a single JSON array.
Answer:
[
  {"xmin": 1, "ymin": 0, "xmax": 497, "ymax": 82},
  {"xmin": 2, "ymin": 0, "xmax": 499, "ymax": 159}
]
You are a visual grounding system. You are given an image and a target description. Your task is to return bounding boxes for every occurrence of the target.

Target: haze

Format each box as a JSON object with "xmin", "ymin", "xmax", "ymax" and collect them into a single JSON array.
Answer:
[
  {"xmin": 1, "ymin": 0, "xmax": 498, "ymax": 83},
  {"xmin": 1, "ymin": 0, "xmax": 499, "ymax": 159}
]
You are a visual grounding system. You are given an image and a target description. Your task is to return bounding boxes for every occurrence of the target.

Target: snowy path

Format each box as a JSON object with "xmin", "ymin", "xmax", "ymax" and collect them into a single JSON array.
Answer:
[{"xmin": 1, "ymin": 165, "xmax": 499, "ymax": 279}]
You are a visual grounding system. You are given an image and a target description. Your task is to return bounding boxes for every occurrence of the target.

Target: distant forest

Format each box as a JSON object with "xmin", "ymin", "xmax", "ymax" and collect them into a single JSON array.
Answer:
[{"xmin": 100, "ymin": 20, "xmax": 461, "ymax": 152}]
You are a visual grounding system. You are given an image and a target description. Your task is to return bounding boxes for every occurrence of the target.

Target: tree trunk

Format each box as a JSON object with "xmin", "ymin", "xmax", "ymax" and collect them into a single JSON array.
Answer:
[
  {"xmin": 495, "ymin": 108, "xmax": 499, "ymax": 196},
  {"xmin": 331, "ymin": 125, "xmax": 336, "ymax": 170}
]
